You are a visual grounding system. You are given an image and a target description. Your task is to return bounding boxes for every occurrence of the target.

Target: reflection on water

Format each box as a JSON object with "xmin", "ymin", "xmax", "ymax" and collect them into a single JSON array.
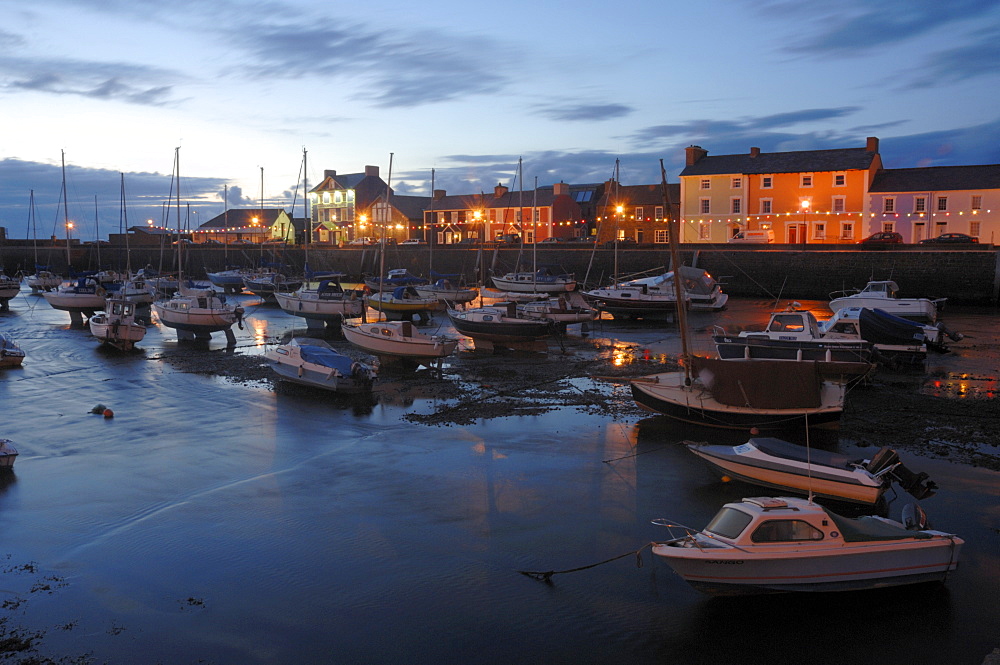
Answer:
[{"xmin": 0, "ymin": 289, "xmax": 998, "ymax": 664}]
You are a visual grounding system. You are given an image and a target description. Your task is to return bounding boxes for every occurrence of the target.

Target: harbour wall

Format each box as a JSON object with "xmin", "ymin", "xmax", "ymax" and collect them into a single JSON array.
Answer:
[{"xmin": 3, "ymin": 243, "xmax": 998, "ymax": 306}]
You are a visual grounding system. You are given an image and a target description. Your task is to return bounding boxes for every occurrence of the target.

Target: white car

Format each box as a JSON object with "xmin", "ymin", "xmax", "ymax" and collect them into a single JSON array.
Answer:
[
  {"xmin": 400, "ymin": 239, "xmax": 424, "ymax": 245},
  {"xmin": 728, "ymin": 229, "xmax": 774, "ymax": 244},
  {"xmin": 348, "ymin": 237, "xmax": 375, "ymax": 246}
]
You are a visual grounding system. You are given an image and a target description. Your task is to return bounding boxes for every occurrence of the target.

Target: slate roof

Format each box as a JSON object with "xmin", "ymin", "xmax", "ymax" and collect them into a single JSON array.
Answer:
[
  {"xmin": 199, "ymin": 209, "xmax": 289, "ymax": 229},
  {"xmin": 388, "ymin": 194, "xmax": 432, "ymax": 220},
  {"xmin": 680, "ymin": 147, "xmax": 878, "ymax": 176},
  {"xmin": 869, "ymin": 164, "xmax": 1000, "ymax": 193}
]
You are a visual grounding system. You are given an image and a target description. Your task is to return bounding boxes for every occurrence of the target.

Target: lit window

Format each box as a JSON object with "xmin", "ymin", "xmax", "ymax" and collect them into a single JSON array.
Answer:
[
  {"xmin": 841, "ymin": 222, "xmax": 853, "ymax": 238},
  {"xmin": 699, "ymin": 223, "xmax": 710, "ymax": 239}
]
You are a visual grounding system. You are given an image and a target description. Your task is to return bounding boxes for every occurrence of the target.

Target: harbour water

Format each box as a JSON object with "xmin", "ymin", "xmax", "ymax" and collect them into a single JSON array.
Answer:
[{"xmin": 1, "ymin": 287, "xmax": 998, "ymax": 664}]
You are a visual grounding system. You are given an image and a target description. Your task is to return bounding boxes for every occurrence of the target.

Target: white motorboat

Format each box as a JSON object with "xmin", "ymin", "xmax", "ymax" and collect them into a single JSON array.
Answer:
[
  {"xmin": 491, "ymin": 265, "xmax": 576, "ymax": 294},
  {"xmin": 89, "ymin": 294, "xmax": 146, "ymax": 351},
  {"xmin": 651, "ymin": 496, "xmax": 962, "ymax": 595},
  {"xmin": 713, "ymin": 304, "xmax": 874, "ymax": 365},
  {"xmin": 515, "ymin": 295, "xmax": 598, "ymax": 325},
  {"xmin": 630, "ymin": 356, "xmax": 850, "ymax": 430},
  {"xmin": 829, "ymin": 281, "xmax": 944, "ymax": 323},
  {"xmin": 342, "ymin": 319, "xmax": 459, "ymax": 363},
  {"xmin": 819, "ymin": 306, "xmax": 960, "ymax": 365},
  {"xmin": 42, "ymin": 277, "xmax": 107, "ymax": 323},
  {"xmin": 153, "ymin": 284, "xmax": 244, "ymax": 342},
  {"xmin": 685, "ymin": 438, "xmax": 937, "ymax": 505},
  {"xmin": 275, "ymin": 278, "xmax": 366, "ymax": 328},
  {"xmin": 0, "ymin": 333, "xmax": 25, "ymax": 369},
  {"xmin": 582, "ymin": 266, "xmax": 727, "ymax": 319},
  {"xmin": 207, "ymin": 266, "xmax": 253, "ymax": 293},
  {"xmin": 265, "ymin": 338, "xmax": 376, "ymax": 393},
  {"xmin": 0, "ymin": 439, "xmax": 17, "ymax": 472},
  {"xmin": 0, "ymin": 273, "xmax": 20, "ymax": 311}
]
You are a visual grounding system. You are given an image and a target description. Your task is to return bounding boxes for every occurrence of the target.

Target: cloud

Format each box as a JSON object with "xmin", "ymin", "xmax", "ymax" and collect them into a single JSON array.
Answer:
[
  {"xmin": 535, "ymin": 104, "xmax": 634, "ymax": 122},
  {"xmin": 904, "ymin": 27, "xmax": 1000, "ymax": 88},
  {"xmin": 230, "ymin": 22, "xmax": 508, "ymax": 108},
  {"xmin": 0, "ymin": 55, "xmax": 180, "ymax": 106}
]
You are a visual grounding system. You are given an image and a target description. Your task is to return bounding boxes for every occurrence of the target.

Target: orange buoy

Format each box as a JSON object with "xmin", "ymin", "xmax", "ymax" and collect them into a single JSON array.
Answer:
[
  {"xmin": 103, "ymin": 409, "xmax": 114, "ymax": 419},
  {"xmin": 749, "ymin": 427, "xmax": 760, "ymax": 435},
  {"xmin": 721, "ymin": 475, "xmax": 732, "ymax": 483}
]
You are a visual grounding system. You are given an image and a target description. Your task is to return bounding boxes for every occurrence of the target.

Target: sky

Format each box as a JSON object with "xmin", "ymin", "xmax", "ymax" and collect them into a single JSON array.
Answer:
[{"xmin": 1, "ymin": 0, "xmax": 999, "ymax": 241}]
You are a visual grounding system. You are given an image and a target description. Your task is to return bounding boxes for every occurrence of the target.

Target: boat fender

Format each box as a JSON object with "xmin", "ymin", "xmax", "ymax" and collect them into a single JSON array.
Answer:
[
  {"xmin": 902, "ymin": 503, "xmax": 930, "ymax": 531},
  {"xmin": 297, "ymin": 364, "xmax": 304, "ymax": 377},
  {"xmin": 236, "ymin": 307, "xmax": 245, "ymax": 330}
]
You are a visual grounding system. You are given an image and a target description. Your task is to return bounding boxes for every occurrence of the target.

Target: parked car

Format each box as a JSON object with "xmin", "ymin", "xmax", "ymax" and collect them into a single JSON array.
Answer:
[
  {"xmin": 348, "ymin": 237, "xmax": 376, "ymax": 246},
  {"xmin": 728, "ymin": 229, "xmax": 774, "ymax": 244},
  {"xmin": 171, "ymin": 238, "xmax": 193, "ymax": 245},
  {"xmin": 455, "ymin": 238, "xmax": 479, "ymax": 245},
  {"xmin": 231, "ymin": 239, "xmax": 254, "ymax": 245},
  {"xmin": 538, "ymin": 237, "xmax": 565, "ymax": 244},
  {"xmin": 860, "ymin": 231, "xmax": 903, "ymax": 244},
  {"xmin": 602, "ymin": 238, "xmax": 637, "ymax": 248},
  {"xmin": 400, "ymin": 239, "xmax": 424, "ymax": 245},
  {"xmin": 201, "ymin": 239, "xmax": 223, "ymax": 245},
  {"xmin": 918, "ymin": 233, "xmax": 980, "ymax": 244}
]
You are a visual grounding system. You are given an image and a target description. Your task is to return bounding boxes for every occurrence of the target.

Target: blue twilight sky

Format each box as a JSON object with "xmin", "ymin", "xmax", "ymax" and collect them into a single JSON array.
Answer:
[{"xmin": 1, "ymin": 0, "xmax": 999, "ymax": 241}]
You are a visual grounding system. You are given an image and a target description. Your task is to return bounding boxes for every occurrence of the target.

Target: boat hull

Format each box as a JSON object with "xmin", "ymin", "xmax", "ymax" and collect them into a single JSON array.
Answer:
[
  {"xmin": 342, "ymin": 321, "xmax": 458, "ymax": 360},
  {"xmin": 275, "ymin": 292, "xmax": 365, "ymax": 322},
  {"xmin": 713, "ymin": 336, "xmax": 873, "ymax": 363},
  {"xmin": 829, "ymin": 296, "xmax": 938, "ymax": 323}
]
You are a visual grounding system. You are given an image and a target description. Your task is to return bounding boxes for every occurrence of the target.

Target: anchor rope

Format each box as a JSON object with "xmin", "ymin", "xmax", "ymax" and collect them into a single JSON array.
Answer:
[{"xmin": 518, "ymin": 542, "xmax": 654, "ymax": 582}]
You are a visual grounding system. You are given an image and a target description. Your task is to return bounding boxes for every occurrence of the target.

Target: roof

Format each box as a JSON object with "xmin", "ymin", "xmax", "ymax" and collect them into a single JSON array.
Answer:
[
  {"xmin": 680, "ymin": 147, "xmax": 878, "ymax": 177},
  {"xmin": 199, "ymin": 209, "xmax": 289, "ymax": 229},
  {"xmin": 869, "ymin": 164, "xmax": 1000, "ymax": 193},
  {"xmin": 388, "ymin": 194, "xmax": 432, "ymax": 220}
]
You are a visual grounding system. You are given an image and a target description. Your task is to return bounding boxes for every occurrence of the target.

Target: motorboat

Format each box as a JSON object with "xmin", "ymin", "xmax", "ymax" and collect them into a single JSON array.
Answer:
[
  {"xmin": 491, "ymin": 265, "xmax": 576, "ymax": 294},
  {"xmin": 207, "ymin": 266, "xmax": 254, "ymax": 293},
  {"xmin": 685, "ymin": 437, "xmax": 937, "ymax": 505},
  {"xmin": 243, "ymin": 272, "xmax": 304, "ymax": 301},
  {"xmin": 582, "ymin": 267, "xmax": 727, "ymax": 319},
  {"xmin": 713, "ymin": 304, "xmax": 874, "ymax": 365},
  {"xmin": 89, "ymin": 294, "xmax": 146, "ymax": 351},
  {"xmin": 0, "ymin": 333, "xmax": 25, "ymax": 369},
  {"xmin": 342, "ymin": 319, "xmax": 459, "ymax": 364},
  {"xmin": 414, "ymin": 276, "xmax": 479, "ymax": 306},
  {"xmin": 0, "ymin": 439, "xmax": 17, "ymax": 472},
  {"xmin": 829, "ymin": 281, "xmax": 944, "ymax": 323},
  {"xmin": 447, "ymin": 302, "xmax": 556, "ymax": 352},
  {"xmin": 25, "ymin": 267, "xmax": 63, "ymax": 293},
  {"xmin": 367, "ymin": 286, "xmax": 440, "ymax": 323},
  {"xmin": 265, "ymin": 337, "xmax": 376, "ymax": 393},
  {"xmin": 42, "ymin": 277, "xmax": 107, "ymax": 323},
  {"xmin": 365, "ymin": 268, "xmax": 428, "ymax": 292},
  {"xmin": 819, "ymin": 306, "xmax": 960, "ymax": 365},
  {"xmin": 651, "ymin": 496, "xmax": 962, "ymax": 595},
  {"xmin": 153, "ymin": 284, "xmax": 244, "ymax": 343},
  {"xmin": 0, "ymin": 273, "xmax": 20, "ymax": 311},
  {"xmin": 275, "ymin": 278, "xmax": 366, "ymax": 328},
  {"xmin": 630, "ymin": 356, "xmax": 850, "ymax": 430},
  {"xmin": 515, "ymin": 296, "xmax": 598, "ymax": 326}
]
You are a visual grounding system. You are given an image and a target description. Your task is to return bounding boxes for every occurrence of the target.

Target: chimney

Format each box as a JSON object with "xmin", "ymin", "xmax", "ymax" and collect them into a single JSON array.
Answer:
[
  {"xmin": 553, "ymin": 182, "xmax": 569, "ymax": 196},
  {"xmin": 365, "ymin": 165, "xmax": 379, "ymax": 177},
  {"xmin": 494, "ymin": 183, "xmax": 508, "ymax": 198},
  {"xmin": 686, "ymin": 145, "xmax": 708, "ymax": 166},
  {"xmin": 750, "ymin": 147, "xmax": 760, "ymax": 157},
  {"xmin": 866, "ymin": 137, "xmax": 879, "ymax": 152},
  {"xmin": 433, "ymin": 189, "xmax": 446, "ymax": 200},
  {"xmin": 324, "ymin": 170, "xmax": 337, "ymax": 178}
]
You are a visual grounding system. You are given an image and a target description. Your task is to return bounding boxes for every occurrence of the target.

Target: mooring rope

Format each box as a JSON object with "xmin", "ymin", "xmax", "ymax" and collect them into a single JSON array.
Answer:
[{"xmin": 518, "ymin": 542, "xmax": 654, "ymax": 582}]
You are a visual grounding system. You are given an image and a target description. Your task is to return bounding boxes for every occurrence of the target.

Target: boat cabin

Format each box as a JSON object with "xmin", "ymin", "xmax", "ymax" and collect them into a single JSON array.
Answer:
[{"xmin": 742, "ymin": 307, "xmax": 823, "ymax": 341}]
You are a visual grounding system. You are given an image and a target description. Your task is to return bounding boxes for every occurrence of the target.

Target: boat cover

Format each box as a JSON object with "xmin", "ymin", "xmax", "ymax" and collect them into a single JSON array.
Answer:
[
  {"xmin": 859, "ymin": 308, "xmax": 927, "ymax": 345},
  {"xmin": 827, "ymin": 510, "xmax": 932, "ymax": 542},
  {"xmin": 298, "ymin": 345, "xmax": 355, "ymax": 374},
  {"xmin": 691, "ymin": 356, "xmax": 822, "ymax": 409}
]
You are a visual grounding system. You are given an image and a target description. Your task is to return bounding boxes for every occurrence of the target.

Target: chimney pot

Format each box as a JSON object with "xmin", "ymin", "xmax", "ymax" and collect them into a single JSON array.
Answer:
[{"xmin": 750, "ymin": 147, "xmax": 760, "ymax": 157}]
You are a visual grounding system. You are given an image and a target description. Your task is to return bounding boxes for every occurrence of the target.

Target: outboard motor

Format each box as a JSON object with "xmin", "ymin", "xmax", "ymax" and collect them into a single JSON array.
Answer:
[
  {"xmin": 889, "ymin": 464, "xmax": 938, "ymax": 500},
  {"xmin": 865, "ymin": 447, "xmax": 900, "ymax": 476},
  {"xmin": 902, "ymin": 503, "xmax": 931, "ymax": 531},
  {"xmin": 936, "ymin": 321, "xmax": 964, "ymax": 343}
]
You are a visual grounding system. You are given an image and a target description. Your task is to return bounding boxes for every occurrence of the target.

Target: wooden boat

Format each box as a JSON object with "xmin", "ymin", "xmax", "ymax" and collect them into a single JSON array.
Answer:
[
  {"xmin": 265, "ymin": 338, "xmax": 375, "ymax": 393},
  {"xmin": 89, "ymin": 294, "xmax": 146, "ymax": 351},
  {"xmin": 0, "ymin": 333, "xmax": 25, "ymax": 369},
  {"xmin": 342, "ymin": 319, "xmax": 458, "ymax": 363},
  {"xmin": 630, "ymin": 356, "xmax": 850, "ymax": 430},
  {"xmin": 275, "ymin": 278, "xmax": 366, "ymax": 328},
  {"xmin": 829, "ymin": 280, "xmax": 944, "ymax": 323},
  {"xmin": 651, "ymin": 496, "xmax": 962, "ymax": 595},
  {"xmin": 685, "ymin": 437, "xmax": 937, "ymax": 505},
  {"xmin": 0, "ymin": 439, "xmax": 17, "ymax": 472}
]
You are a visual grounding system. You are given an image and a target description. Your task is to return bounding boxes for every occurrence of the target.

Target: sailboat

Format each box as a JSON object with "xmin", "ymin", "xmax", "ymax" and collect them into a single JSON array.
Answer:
[
  {"xmin": 343, "ymin": 154, "xmax": 459, "ymax": 364},
  {"xmin": 24, "ymin": 190, "xmax": 63, "ymax": 293},
  {"xmin": 629, "ymin": 162, "xmax": 847, "ymax": 430},
  {"xmin": 152, "ymin": 148, "xmax": 244, "ymax": 343}
]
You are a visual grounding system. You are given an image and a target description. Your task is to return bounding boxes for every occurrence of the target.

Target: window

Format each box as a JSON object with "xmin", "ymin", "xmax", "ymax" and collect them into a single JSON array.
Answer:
[
  {"xmin": 705, "ymin": 508, "xmax": 753, "ymax": 539},
  {"xmin": 732, "ymin": 177, "xmax": 742, "ymax": 189},
  {"xmin": 654, "ymin": 206, "xmax": 664, "ymax": 220},
  {"xmin": 801, "ymin": 174, "xmax": 813, "ymax": 187},
  {"xmin": 972, "ymin": 195, "xmax": 982, "ymax": 210},
  {"xmin": 915, "ymin": 197, "xmax": 927, "ymax": 213},
  {"xmin": 751, "ymin": 520, "xmax": 824, "ymax": 543},
  {"xmin": 322, "ymin": 192, "xmax": 330, "ymax": 204},
  {"xmin": 760, "ymin": 199, "xmax": 772, "ymax": 214},
  {"xmin": 937, "ymin": 196, "xmax": 948, "ymax": 211},
  {"xmin": 334, "ymin": 191, "xmax": 343, "ymax": 204},
  {"xmin": 832, "ymin": 197, "xmax": 846, "ymax": 213},
  {"xmin": 731, "ymin": 198, "xmax": 742, "ymax": 214},
  {"xmin": 841, "ymin": 222, "xmax": 854, "ymax": 238},
  {"xmin": 970, "ymin": 221, "xmax": 981, "ymax": 237},
  {"xmin": 700, "ymin": 198, "xmax": 710, "ymax": 214},
  {"xmin": 654, "ymin": 228, "xmax": 669, "ymax": 243},
  {"xmin": 700, "ymin": 178, "xmax": 711, "ymax": 190},
  {"xmin": 813, "ymin": 222, "xmax": 826, "ymax": 239},
  {"xmin": 882, "ymin": 222, "xmax": 895, "ymax": 232},
  {"xmin": 834, "ymin": 173, "xmax": 846, "ymax": 187},
  {"xmin": 699, "ymin": 223, "xmax": 711, "ymax": 239},
  {"xmin": 533, "ymin": 209, "xmax": 540, "ymax": 223},
  {"xmin": 884, "ymin": 197, "xmax": 895, "ymax": 213},
  {"xmin": 762, "ymin": 176, "xmax": 773, "ymax": 189},
  {"xmin": 635, "ymin": 206, "xmax": 644, "ymax": 220}
]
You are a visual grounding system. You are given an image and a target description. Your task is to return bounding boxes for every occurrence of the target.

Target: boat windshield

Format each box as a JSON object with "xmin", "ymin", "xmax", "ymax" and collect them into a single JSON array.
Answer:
[{"xmin": 704, "ymin": 507, "xmax": 753, "ymax": 539}]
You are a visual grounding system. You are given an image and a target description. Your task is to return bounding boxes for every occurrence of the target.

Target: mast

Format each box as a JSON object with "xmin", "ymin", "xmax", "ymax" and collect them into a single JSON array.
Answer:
[
  {"xmin": 120, "ymin": 173, "xmax": 132, "ymax": 274},
  {"xmin": 62, "ymin": 151, "xmax": 71, "ymax": 268},
  {"xmin": 660, "ymin": 159, "xmax": 690, "ymax": 382},
  {"xmin": 613, "ymin": 158, "xmax": 620, "ymax": 286},
  {"xmin": 302, "ymin": 147, "xmax": 309, "ymax": 280},
  {"xmin": 28, "ymin": 190, "xmax": 37, "ymax": 268},
  {"xmin": 377, "ymin": 153, "xmax": 394, "ymax": 319},
  {"xmin": 427, "ymin": 169, "xmax": 434, "ymax": 275},
  {"xmin": 531, "ymin": 175, "xmax": 538, "ymax": 295},
  {"xmin": 174, "ymin": 146, "xmax": 183, "ymax": 287}
]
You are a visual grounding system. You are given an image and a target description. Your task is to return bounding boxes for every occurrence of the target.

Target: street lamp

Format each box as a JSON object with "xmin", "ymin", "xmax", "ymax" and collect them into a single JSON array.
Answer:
[{"xmin": 800, "ymin": 199, "xmax": 810, "ymax": 244}]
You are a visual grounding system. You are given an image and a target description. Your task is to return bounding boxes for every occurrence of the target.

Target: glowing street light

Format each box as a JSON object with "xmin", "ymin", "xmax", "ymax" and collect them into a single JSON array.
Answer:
[{"xmin": 801, "ymin": 199, "xmax": 810, "ymax": 244}]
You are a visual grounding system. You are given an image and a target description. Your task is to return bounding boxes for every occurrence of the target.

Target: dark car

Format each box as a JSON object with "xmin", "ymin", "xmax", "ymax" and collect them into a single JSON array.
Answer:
[
  {"xmin": 918, "ymin": 233, "xmax": 980, "ymax": 244},
  {"xmin": 860, "ymin": 231, "xmax": 903, "ymax": 244},
  {"xmin": 602, "ymin": 237, "xmax": 637, "ymax": 248}
]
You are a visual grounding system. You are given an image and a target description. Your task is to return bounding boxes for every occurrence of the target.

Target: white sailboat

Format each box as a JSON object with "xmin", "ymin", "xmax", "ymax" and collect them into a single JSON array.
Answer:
[
  {"xmin": 152, "ymin": 148, "xmax": 244, "ymax": 343},
  {"xmin": 24, "ymin": 190, "xmax": 63, "ymax": 293}
]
